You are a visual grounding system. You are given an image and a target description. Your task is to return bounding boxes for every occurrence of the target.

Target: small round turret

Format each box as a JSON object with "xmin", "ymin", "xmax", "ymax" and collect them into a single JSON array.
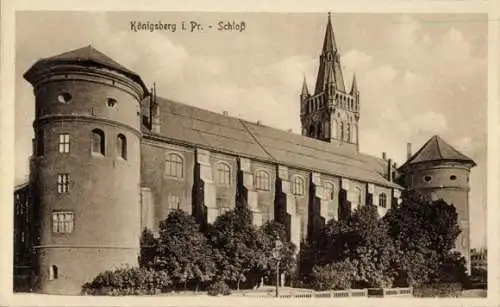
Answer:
[{"xmin": 400, "ymin": 135, "xmax": 476, "ymax": 273}]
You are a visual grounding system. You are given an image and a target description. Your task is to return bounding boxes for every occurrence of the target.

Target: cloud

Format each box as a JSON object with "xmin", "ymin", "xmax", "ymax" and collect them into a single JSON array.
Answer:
[{"xmin": 342, "ymin": 49, "xmax": 373, "ymax": 72}]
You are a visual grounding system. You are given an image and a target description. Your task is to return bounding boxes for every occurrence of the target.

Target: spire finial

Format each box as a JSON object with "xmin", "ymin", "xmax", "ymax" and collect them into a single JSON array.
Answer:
[
  {"xmin": 328, "ymin": 12, "xmax": 331, "ymax": 19},
  {"xmin": 301, "ymin": 75, "xmax": 310, "ymax": 96},
  {"xmin": 350, "ymin": 73, "xmax": 358, "ymax": 94}
]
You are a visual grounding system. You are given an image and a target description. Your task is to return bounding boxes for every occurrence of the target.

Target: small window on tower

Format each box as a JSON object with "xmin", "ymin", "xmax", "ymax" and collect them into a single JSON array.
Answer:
[
  {"xmin": 450, "ymin": 175, "xmax": 457, "ymax": 181},
  {"xmin": 107, "ymin": 98, "xmax": 117, "ymax": 108},
  {"xmin": 424, "ymin": 175, "xmax": 432, "ymax": 183},
  {"xmin": 57, "ymin": 93, "xmax": 72, "ymax": 103}
]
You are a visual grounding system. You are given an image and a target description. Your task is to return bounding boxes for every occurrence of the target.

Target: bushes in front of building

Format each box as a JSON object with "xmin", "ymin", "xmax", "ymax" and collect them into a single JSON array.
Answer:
[
  {"xmin": 83, "ymin": 206, "xmax": 298, "ymax": 295},
  {"xmin": 306, "ymin": 205, "xmax": 396, "ymax": 290},
  {"xmin": 304, "ymin": 192, "xmax": 469, "ymax": 294},
  {"xmin": 81, "ymin": 267, "xmax": 172, "ymax": 295},
  {"xmin": 310, "ymin": 261, "xmax": 355, "ymax": 290}
]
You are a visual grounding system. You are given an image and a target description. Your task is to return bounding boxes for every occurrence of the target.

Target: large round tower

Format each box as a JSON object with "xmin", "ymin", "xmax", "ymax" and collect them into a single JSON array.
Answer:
[
  {"xmin": 24, "ymin": 46, "xmax": 148, "ymax": 294},
  {"xmin": 400, "ymin": 135, "xmax": 476, "ymax": 273}
]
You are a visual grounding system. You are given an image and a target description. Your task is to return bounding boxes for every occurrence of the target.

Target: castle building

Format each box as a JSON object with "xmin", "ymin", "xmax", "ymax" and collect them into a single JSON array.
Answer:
[{"xmin": 15, "ymin": 14, "xmax": 475, "ymax": 294}]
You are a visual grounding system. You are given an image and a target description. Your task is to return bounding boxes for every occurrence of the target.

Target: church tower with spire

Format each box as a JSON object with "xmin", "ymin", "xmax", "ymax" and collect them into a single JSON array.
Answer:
[{"xmin": 300, "ymin": 13, "xmax": 360, "ymax": 151}]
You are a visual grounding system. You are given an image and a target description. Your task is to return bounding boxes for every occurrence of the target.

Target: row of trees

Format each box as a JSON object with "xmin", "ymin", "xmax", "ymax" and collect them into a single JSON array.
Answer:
[
  {"xmin": 83, "ymin": 191, "xmax": 469, "ymax": 294},
  {"xmin": 301, "ymin": 192, "xmax": 468, "ymax": 290},
  {"xmin": 138, "ymin": 205, "xmax": 296, "ymax": 291}
]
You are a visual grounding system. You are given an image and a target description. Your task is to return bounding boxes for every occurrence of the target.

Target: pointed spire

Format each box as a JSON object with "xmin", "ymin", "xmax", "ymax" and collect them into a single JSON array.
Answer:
[
  {"xmin": 322, "ymin": 12, "xmax": 337, "ymax": 54},
  {"xmin": 301, "ymin": 76, "xmax": 310, "ymax": 96},
  {"xmin": 350, "ymin": 74, "xmax": 358, "ymax": 94},
  {"xmin": 315, "ymin": 13, "xmax": 345, "ymax": 94}
]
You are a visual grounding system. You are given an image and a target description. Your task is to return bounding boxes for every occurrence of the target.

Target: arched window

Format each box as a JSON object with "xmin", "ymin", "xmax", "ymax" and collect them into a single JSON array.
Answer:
[
  {"xmin": 292, "ymin": 176, "xmax": 305, "ymax": 196},
  {"xmin": 215, "ymin": 162, "xmax": 231, "ymax": 185},
  {"xmin": 317, "ymin": 123, "xmax": 322, "ymax": 138},
  {"xmin": 379, "ymin": 193, "xmax": 388, "ymax": 208},
  {"xmin": 346, "ymin": 123, "xmax": 351, "ymax": 143},
  {"xmin": 91, "ymin": 129, "xmax": 105, "ymax": 155},
  {"xmin": 49, "ymin": 265, "xmax": 58, "ymax": 281},
  {"xmin": 165, "ymin": 153, "xmax": 184, "ymax": 178},
  {"xmin": 324, "ymin": 182, "xmax": 335, "ymax": 200},
  {"xmin": 309, "ymin": 124, "xmax": 315, "ymax": 137},
  {"xmin": 255, "ymin": 170, "xmax": 270, "ymax": 191},
  {"xmin": 323, "ymin": 121, "xmax": 330, "ymax": 138},
  {"xmin": 340, "ymin": 122, "xmax": 344, "ymax": 141},
  {"xmin": 116, "ymin": 134, "xmax": 127, "ymax": 160}
]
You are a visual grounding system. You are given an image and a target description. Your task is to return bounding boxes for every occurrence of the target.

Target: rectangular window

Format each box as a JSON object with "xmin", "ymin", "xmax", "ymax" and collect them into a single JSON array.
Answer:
[
  {"xmin": 57, "ymin": 174, "xmax": 70, "ymax": 193},
  {"xmin": 58, "ymin": 134, "xmax": 70, "ymax": 153},
  {"xmin": 52, "ymin": 212, "xmax": 74, "ymax": 233}
]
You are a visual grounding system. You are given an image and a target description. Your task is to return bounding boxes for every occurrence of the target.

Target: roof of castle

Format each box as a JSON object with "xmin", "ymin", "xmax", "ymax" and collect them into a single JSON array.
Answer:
[
  {"xmin": 24, "ymin": 45, "xmax": 148, "ymax": 95},
  {"xmin": 401, "ymin": 135, "xmax": 476, "ymax": 169},
  {"xmin": 142, "ymin": 97, "xmax": 402, "ymax": 189}
]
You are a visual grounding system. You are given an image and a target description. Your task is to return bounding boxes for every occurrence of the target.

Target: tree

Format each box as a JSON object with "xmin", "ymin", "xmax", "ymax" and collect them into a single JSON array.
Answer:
[
  {"xmin": 313, "ymin": 205, "xmax": 395, "ymax": 288},
  {"xmin": 383, "ymin": 191, "xmax": 465, "ymax": 286},
  {"xmin": 207, "ymin": 206, "xmax": 269, "ymax": 290},
  {"xmin": 260, "ymin": 221, "xmax": 297, "ymax": 284},
  {"xmin": 153, "ymin": 210, "xmax": 216, "ymax": 291}
]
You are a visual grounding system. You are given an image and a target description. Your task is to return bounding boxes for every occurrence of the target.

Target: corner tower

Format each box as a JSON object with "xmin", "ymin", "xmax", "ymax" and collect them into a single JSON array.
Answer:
[
  {"xmin": 24, "ymin": 46, "xmax": 148, "ymax": 294},
  {"xmin": 300, "ymin": 13, "xmax": 360, "ymax": 151},
  {"xmin": 399, "ymin": 135, "xmax": 476, "ymax": 273}
]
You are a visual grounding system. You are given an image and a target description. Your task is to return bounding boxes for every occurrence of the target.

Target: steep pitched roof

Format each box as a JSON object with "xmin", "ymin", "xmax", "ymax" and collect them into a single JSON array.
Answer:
[
  {"xmin": 401, "ymin": 135, "xmax": 476, "ymax": 169},
  {"xmin": 314, "ymin": 14, "xmax": 346, "ymax": 93},
  {"xmin": 142, "ymin": 97, "xmax": 402, "ymax": 189},
  {"xmin": 322, "ymin": 13, "xmax": 338, "ymax": 54},
  {"xmin": 24, "ymin": 45, "xmax": 148, "ymax": 94}
]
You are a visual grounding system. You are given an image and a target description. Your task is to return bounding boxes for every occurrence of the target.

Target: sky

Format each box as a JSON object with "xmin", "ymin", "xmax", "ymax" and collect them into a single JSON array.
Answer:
[{"xmin": 15, "ymin": 12, "xmax": 487, "ymax": 248}]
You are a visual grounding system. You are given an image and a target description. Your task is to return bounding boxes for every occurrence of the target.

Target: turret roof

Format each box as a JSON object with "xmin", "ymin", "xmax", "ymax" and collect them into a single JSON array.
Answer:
[
  {"xmin": 24, "ymin": 45, "xmax": 148, "ymax": 95},
  {"xmin": 401, "ymin": 135, "xmax": 476, "ymax": 169}
]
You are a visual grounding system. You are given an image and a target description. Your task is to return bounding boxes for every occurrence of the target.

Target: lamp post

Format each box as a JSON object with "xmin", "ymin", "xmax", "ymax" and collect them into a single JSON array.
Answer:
[{"xmin": 272, "ymin": 236, "xmax": 284, "ymax": 298}]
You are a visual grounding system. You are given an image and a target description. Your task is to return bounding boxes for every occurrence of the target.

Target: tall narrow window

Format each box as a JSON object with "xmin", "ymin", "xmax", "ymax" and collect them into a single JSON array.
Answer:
[
  {"xmin": 116, "ymin": 134, "xmax": 127, "ymax": 160},
  {"xmin": 37, "ymin": 129, "xmax": 44, "ymax": 156},
  {"xmin": 292, "ymin": 176, "xmax": 305, "ymax": 196},
  {"xmin": 324, "ymin": 182, "xmax": 335, "ymax": 200},
  {"xmin": 49, "ymin": 265, "xmax": 59, "ymax": 281},
  {"xmin": 255, "ymin": 170, "xmax": 270, "ymax": 191},
  {"xmin": 215, "ymin": 162, "xmax": 231, "ymax": 185},
  {"xmin": 58, "ymin": 134, "xmax": 70, "ymax": 153},
  {"xmin": 57, "ymin": 174, "xmax": 70, "ymax": 194},
  {"xmin": 323, "ymin": 121, "xmax": 330, "ymax": 138},
  {"xmin": 346, "ymin": 123, "xmax": 351, "ymax": 143},
  {"xmin": 379, "ymin": 193, "xmax": 388, "ymax": 208},
  {"xmin": 91, "ymin": 129, "xmax": 105, "ymax": 155},
  {"xmin": 165, "ymin": 153, "xmax": 184, "ymax": 178},
  {"xmin": 340, "ymin": 122, "xmax": 344, "ymax": 142},
  {"xmin": 52, "ymin": 212, "xmax": 74, "ymax": 233}
]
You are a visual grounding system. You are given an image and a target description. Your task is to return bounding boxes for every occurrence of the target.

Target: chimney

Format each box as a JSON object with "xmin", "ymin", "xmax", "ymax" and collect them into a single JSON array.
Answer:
[
  {"xmin": 382, "ymin": 152, "xmax": 387, "ymax": 160},
  {"xmin": 388, "ymin": 158, "xmax": 393, "ymax": 181},
  {"xmin": 256, "ymin": 120, "xmax": 261, "ymax": 125},
  {"xmin": 406, "ymin": 142, "xmax": 412, "ymax": 160},
  {"xmin": 222, "ymin": 111, "xmax": 228, "ymax": 116}
]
